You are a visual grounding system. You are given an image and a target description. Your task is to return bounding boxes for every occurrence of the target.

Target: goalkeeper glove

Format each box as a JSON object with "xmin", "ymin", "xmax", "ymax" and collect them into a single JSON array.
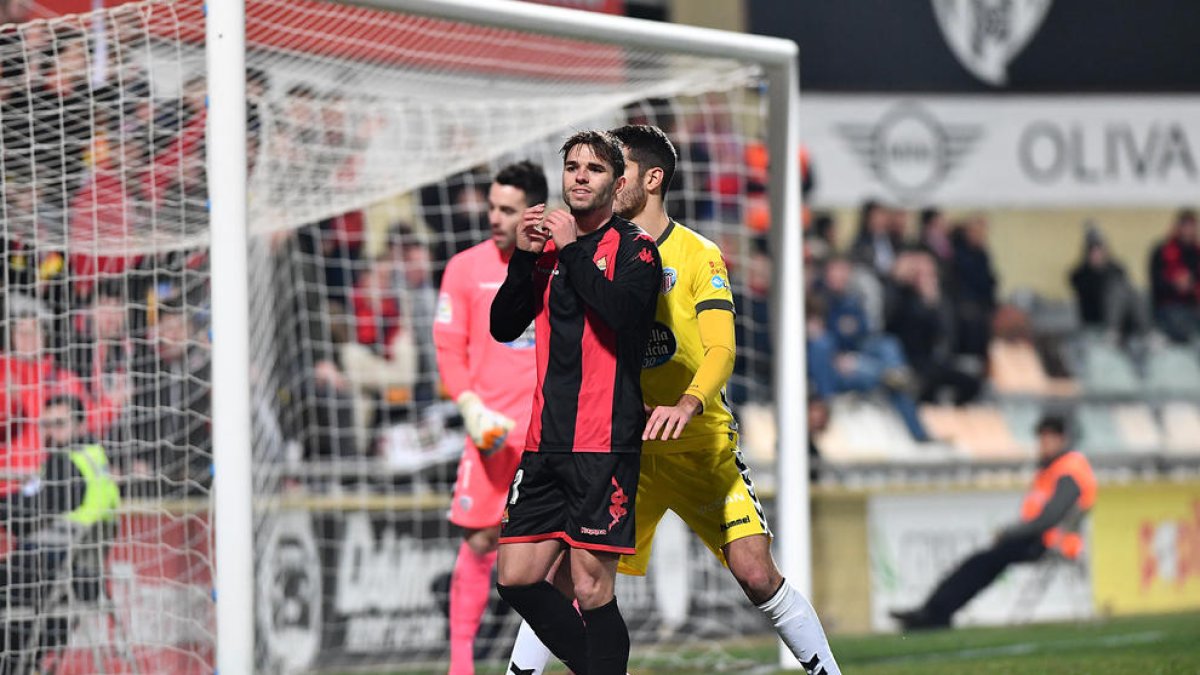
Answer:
[{"xmin": 457, "ymin": 391, "xmax": 515, "ymax": 456}]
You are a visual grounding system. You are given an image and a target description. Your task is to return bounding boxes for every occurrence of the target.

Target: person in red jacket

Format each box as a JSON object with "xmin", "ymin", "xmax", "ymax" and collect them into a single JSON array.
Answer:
[
  {"xmin": 890, "ymin": 415, "xmax": 1096, "ymax": 630},
  {"xmin": 0, "ymin": 298, "xmax": 93, "ymax": 494}
]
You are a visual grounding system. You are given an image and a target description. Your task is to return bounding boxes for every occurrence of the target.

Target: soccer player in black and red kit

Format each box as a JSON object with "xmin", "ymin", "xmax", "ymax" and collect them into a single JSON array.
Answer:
[{"xmin": 491, "ymin": 130, "xmax": 661, "ymax": 675}]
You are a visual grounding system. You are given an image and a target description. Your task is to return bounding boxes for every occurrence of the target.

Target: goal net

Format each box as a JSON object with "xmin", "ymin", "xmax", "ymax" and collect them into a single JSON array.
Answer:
[{"xmin": 0, "ymin": 0, "xmax": 794, "ymax": 671}]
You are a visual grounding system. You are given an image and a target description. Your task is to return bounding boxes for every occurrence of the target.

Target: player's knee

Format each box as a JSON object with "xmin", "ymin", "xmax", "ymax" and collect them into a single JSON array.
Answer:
[
  {"xmin": 464, "ymin": 527, "xmax": 499, "ymax": 556},
  {"xmin": 730, "ymin": 557, "xmax": 783, "ymax": 605},
  {"xmin": 572, "ymin": 574, "xmax": 612, "ymax": 609}
]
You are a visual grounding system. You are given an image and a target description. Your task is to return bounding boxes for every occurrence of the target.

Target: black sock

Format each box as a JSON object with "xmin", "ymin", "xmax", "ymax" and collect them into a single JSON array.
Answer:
[
  {"xmin": 581, "ymin": 598, "xmax": 629, "ymax": 675},
  {"xmin": 496, "ymin": 582, "xmax": 588, "ymax": 674}
]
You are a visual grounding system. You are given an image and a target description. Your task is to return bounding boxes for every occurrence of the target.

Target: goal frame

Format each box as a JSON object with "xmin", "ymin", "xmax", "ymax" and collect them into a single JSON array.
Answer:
[{"xmin": 204, "ymin": 0, "xmax": 805, "ymax": 671}]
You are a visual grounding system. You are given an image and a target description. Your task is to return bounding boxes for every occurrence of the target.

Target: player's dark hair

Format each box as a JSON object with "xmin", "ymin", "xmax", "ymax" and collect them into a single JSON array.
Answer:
[
  {"xmin": 494, "ymin": 160, "xmax": 548, "ymax": 207},
  {"xmin": 560, "ymin": 130, "xmax": 625, "ymax": 179},
  {"xmin": 609, "ymin": 124, "xmax": 677, "ymax": 197}
]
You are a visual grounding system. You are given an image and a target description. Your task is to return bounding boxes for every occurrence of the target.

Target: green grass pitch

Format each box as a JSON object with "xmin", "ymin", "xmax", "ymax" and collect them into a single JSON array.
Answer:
[{"xmin": 387, "ymin": 611, "xmax": 1200, "ymax": 674}]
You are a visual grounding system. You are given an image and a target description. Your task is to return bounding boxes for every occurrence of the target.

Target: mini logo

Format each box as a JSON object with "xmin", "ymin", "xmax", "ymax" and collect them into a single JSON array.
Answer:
[
  {"xmin": 638, "ymin": 248, "xmax": 655, "ymax": 265},
  {"xmin": 837, "ymin": 101, "xmax": 983, "ymax": 202},
  {"xmin": 435, "ymin": 292, "xmax": 453, "ymax": 324},
  {"xmin": 458, "ymin": 495, "xmax": 473, "ymax": 513},
  {"xmin": 661, "ymin": 267, "xmax": 678, "ymax": 294},
  {"xmin": 595, "ymin": 256, "xmax": 608, "ymax": 272},
  {"xmin": 536, "ymin": 264, "xmax": 559, "ymax": 276},
  {"xmin": 580, "ymin": 526, "xmax": 608, "ymax": 536},
  {"xmin": 710, "ymin": 275, "xmax": 727, "ymax": 290},
  {"xmin": 608, "ymin": 477, "xmax": 629, "ymax": 529},
  {"xmin": 932, "ymin": 0, "xmax": 1053, "ymax": 87},
  {"xmin": 720, "ymin": 515, "xmax": 752, "ymax": 532}
]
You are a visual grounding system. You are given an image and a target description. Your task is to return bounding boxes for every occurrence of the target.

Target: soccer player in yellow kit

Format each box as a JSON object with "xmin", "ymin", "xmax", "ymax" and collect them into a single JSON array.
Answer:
[{"xmin": 506, "ymin": 127, "xmax": 841, "ymax": 675}]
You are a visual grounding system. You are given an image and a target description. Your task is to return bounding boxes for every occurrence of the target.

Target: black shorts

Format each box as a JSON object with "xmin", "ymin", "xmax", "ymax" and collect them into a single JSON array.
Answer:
[{"xmin": 499, "ymin": 452, "xmax": 640, "ymax": 555}]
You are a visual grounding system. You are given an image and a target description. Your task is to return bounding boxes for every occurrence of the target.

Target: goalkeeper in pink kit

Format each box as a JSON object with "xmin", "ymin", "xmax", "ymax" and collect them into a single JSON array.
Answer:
[{"xmin": 433, "ymin": 161, "xmax": 548, "ymax": 674}]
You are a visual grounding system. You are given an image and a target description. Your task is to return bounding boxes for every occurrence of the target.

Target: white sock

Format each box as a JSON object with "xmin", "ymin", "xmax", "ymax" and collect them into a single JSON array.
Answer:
[
  {"xmin": 756, "ymin": 581, "xmax": 841, "ymax": 675},
  {"xmin": 508, "ymin": 619, "xmax": 553, "ymax": 675}
]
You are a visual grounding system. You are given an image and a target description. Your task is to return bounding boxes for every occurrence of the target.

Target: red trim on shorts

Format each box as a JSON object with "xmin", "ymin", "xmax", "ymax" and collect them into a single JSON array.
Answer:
[
  {"xmin": 498, "ymin": 532, "xmax": 568, "ymax": 545},
  {"xmin": 498, "ymin": 531, "xmax": 635, "ymax": 555}
]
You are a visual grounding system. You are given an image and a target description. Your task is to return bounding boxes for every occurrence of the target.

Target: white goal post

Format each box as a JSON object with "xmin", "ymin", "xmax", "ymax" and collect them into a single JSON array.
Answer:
[{"xmin": 204, "ymin": 0, "xmax": 804, "ymax": 671}]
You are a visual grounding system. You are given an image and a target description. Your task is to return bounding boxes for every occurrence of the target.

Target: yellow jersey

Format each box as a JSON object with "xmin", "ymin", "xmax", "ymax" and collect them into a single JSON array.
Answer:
[{"xmin": 641, "ymin": 221, "xmax": 737, "ymax": 454}]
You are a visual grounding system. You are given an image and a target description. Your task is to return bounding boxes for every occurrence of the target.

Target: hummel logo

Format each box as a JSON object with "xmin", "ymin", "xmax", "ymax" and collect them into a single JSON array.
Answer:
[
  {"xmin": 802, "ymin": 654, "xmax": 826, "ymax": 675},
  {"xmin": 510, "ymin": 663, "xmax": 535, "ymax": 675}
]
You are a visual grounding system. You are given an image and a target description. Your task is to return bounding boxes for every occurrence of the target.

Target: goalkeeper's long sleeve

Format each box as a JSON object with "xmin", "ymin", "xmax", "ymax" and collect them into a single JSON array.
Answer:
[
  {"xmin": 682, "ymin": 307, "xmax": 736, "ymax": 412},
  {"xmin": 434, "ymin": 317, "xmax": 472, "ymax": 401}
]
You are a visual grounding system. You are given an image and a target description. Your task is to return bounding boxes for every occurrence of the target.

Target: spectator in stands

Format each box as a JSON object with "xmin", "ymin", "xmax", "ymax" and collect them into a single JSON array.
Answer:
[
  {"xmin": 890, "ymin": 415, "xmax": 1096, "ymax": 630},
  {"xmin": 0, "ymin": 296, "xmax": 94, "ymax": 490},
  {"xmin": 21, "ymin": 26, "xmax": 90, "ymax": 209},
  {"xmin": 128, "ymin": 292, "xmax": 212, "ymax": 496},
  {"xmin": 1148, "ymin": 209, "xmax": 1200, "ymax": 342},
  {"xmin": 394, "ymin": 227, "xmax": 439, "ymax": 408},
  {"xmin": 807, "ymin": 257, "xmax": 929, "ymax": 441},
  {"xmin": 918, "ymin": 207, "xmax": 954, "ymax": 270},
  {"xmin": 852, "ymin": 199, "xmax": 898, "ymax": 278},
  {"xmin": 69, "ymin": 281, "xmax": 134, "ymax": 447},
  {"xmin": 339, "ymin": 236, "xmax": 419, "ymax": 448},
  {"xmin": 1070, "ymin": 225, "xmax": 1149, "ymax": 342},
  {"xmin": 0, "ymin": 394, "xmax": 119, "ymax": 672},
  {"xmin": 266, "ymin": 230, "xmax": 357, "ymax": 467},
  {"xmin": 950, "ymin": 215, "xmax": 997, "ymax": 359},
  {"xmin": 887, "ymin": 251, "xmax": 981, "ymax": 404}
]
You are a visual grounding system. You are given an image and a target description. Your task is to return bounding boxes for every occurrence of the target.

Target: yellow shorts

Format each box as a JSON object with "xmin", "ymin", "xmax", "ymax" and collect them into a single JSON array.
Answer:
[{"xmin": 617, "ymin": 437, "xmax": 771, "ymax": 576}]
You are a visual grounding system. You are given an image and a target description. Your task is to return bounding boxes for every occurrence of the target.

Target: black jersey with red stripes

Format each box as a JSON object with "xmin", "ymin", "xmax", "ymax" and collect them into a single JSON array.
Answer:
[{"xmin": 490, "ymin": 215, "xmax": 662, "ymax": 454}]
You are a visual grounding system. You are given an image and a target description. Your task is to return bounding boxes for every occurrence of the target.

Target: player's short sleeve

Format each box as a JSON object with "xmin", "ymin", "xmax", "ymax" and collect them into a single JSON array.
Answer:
[
  {"xmin": 433, "ymin": 255, "xmax": 470, "ymax": 338},
  {"xmin": 690, "ymin": 242, "xmax": 735, "ymax": 315}
]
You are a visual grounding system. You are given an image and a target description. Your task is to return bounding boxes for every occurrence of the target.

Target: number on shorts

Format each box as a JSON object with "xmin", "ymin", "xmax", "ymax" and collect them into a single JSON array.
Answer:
[{"xmin": 508, "ymin": 469, "xmax": 524, "ymax": 505}]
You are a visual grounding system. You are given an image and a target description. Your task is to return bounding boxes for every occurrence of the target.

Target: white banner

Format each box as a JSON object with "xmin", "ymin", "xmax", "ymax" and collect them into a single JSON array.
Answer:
[
  {"xmin": 868, "ymin": 490, "xmax": 1093, "ymax": 631},
  {"xmin": 802, "ymin": 95, "xmax": 1200, "ymax": 207}
]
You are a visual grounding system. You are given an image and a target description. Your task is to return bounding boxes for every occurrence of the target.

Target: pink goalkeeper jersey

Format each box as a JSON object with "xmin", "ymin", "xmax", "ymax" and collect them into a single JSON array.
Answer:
[{"xmin": 434, "ymin": 240, "xmax": 537, "ymax": 445}]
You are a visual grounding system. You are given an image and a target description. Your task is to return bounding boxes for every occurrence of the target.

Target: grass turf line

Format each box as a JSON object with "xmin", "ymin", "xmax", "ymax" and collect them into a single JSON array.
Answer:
[{"xmin": 358, "ymin": 611, "xmax": 1200, "ymax": 675}]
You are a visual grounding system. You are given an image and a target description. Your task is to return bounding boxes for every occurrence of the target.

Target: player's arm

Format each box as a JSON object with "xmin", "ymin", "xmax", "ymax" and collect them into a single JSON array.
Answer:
[
  {"xmin": 489, "ymin": 249, "xmax": 539, "ymax": 343},
  {"xmin": 490, "ymin": 206, "xmax": 547, "ymax": 343},
  {"xmin": 435, "ymin": 258, "xmax": 518, "ymax": 455},
  {"xmin": 433, "ymin": 257, "xmax": 474, "ymax": 400},
  {"xmin": 644, "ymin": 306, "xmax": 736, "ymax": 441},
  {"xmin": 556, "ymin": 231, "xmax": 662, "ymax": 331},
  {"xmin": 998, "ymin": 475, "xmax": 1081, "ymax": 542},
  {"xmin": 645, "ymin": 244, "xmax": 736, "ymax": 441}
]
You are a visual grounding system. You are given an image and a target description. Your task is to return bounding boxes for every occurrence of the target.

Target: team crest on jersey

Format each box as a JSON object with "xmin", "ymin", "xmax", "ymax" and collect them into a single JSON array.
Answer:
[
  {"xmin": 595, "ymin": 256, "xmax": 608, "ymax": 272},
  {"xmin": 661, "ymin": 267, "xmax": 677, "ymax": 294}
]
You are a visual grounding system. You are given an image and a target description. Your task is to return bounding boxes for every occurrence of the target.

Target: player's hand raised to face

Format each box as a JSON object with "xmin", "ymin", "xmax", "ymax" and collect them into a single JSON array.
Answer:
[
  {"xmin": 518, "ymin": 204, "xmax": 549, "ymax": 254},
  {"xmin": 544, "ymin": 209, "xmax": 578, "ymax": 250}
]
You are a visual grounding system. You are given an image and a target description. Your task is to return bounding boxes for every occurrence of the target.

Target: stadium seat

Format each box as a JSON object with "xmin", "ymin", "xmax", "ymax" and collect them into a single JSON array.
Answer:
[
  {"xmin": 989, "ymin": 340, "xmax": 1051, "ymax": 395},
  {"xmin": 1111, "ymin": 403, "xmax": 1163, "ymax": 453},
  {"xmin": 1076, "ymin": 404, "xmax": 1126, "ymax": 456},
  {"xmin": 1160, "ymin": 402, "xmax": 1200, "ymax": 456},
  {"xmin": 819, "ymin": 396, "xmax": 919, "ymax": 463},
  {"xmin": 1077, "ymin": 341, "xmax": 1140, "ymax": 396},
  {"xmin": 1144, "ymin": 346, "xmax": 1200, "ymax": 396}
]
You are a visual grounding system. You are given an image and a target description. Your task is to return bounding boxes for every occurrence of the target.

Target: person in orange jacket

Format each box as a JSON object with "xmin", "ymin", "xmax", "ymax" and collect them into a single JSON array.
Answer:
[{"xmin": 890, "ymin": 415, "xmax": 1096, "ymax": 630}]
